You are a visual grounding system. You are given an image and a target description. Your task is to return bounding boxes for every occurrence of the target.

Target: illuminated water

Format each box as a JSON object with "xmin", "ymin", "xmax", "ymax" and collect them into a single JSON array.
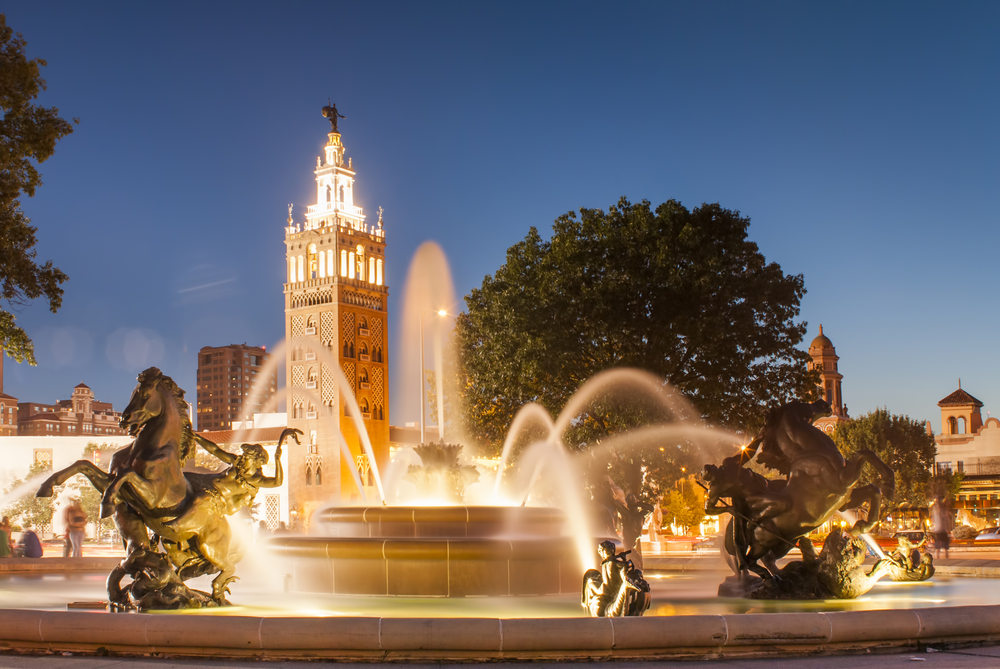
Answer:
[{"xmin": 0, "ymin": 571, "xmax": 988, "ymax": 617}]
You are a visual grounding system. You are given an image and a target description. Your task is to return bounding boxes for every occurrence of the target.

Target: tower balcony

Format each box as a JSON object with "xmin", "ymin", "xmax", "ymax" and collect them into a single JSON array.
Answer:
[{"xmin": 307, "ymin": 202, "xmax": 363, "ymax": 218}]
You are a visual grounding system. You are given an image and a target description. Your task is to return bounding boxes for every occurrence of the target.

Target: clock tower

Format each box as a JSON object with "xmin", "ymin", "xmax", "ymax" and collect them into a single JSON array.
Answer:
[{"xmin": 283, "ymin": 106, "xmax": 389, "ymax": 524}]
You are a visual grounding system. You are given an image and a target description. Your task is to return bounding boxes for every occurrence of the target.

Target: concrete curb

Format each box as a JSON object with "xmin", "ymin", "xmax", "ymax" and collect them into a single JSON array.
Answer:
[{"xmin": 0, "ymin": 606, "xmax": 998, "ymax": 661}]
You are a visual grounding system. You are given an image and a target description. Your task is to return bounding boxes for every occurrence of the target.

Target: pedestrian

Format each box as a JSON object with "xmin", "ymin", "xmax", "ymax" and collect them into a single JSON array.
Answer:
[
  {"xmin": 929, "ymin": 494, "xmax": 952, "ymax": 559},
  {"xmin": 0, "ymin": 516, "xmax": 12, "ymax": 558},
  {"xmin": 64, "ymin": 498, "xmax": 88, "ymax": 558},
  {"xmin": 18, "ymin": 527, "xmax": 42, "ymax": 559}
]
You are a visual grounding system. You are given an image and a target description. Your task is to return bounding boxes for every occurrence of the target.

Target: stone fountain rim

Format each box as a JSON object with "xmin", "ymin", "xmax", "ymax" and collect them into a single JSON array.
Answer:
[{"xmin": 0, "ymin": 604, "xmax": 998, "ymax": 661}]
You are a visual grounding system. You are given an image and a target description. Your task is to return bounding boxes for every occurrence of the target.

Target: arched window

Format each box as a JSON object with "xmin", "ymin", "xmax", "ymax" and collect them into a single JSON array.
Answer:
[
  {"xmin": 360, "ymin": 398, "xmax": 369, "ymax": 414},
  {"xmin": 339, "ymin": 186, "xmax": 344, "ymax": 203},
  {"xmin": 327, "ymin": 249, "xmax": 334, "ymax": 277},
  {"xmin": 343, "ymin": 341, "xmax": 351, "ymax": 357},
  {"xmin": 326, "ymin": 185, "xmax": 332, "ymax": 205},
  {"xmin": 316, "ymin": 467, "xmax": 322, "ymax": 486},
  {"xmin": 307, "ymin": 367, "xmax": 317, "ymax": 382},
  {"xmin": 359, "ymin": 342, "xmax": 368, "ymax": 357},
  {"xmin": 369, "ymin": 257, "xmax": 376, "ymax": 283},
  {"xmin": 340, "ymin": 250, "xmax": 348, "ymax": 277},
  {"xmin": 306, "ymin": 467, "xmax": 312, "ymax": 486},
  {"xmin": 308, "ymin": 244, "xmax": 318, "ymax": 279},
  {"xmin": 307, "ymin": 315, "xmax": 316, "ymax": 331},
  {"xmin": 359, "ymin": 368, "xmax": 369, "ymax": 384},
  {"xmin": 349, "ymin": 342, "xmax": 355, "ymax": 358},
  {"xmin": 288, "ymin": 257, "xmax": 296, "ymax": 283},
  {"xmin": 356, "ymin": 245, "xmax": 364, "ymax": 280},
  {"xmin": 958, "ymin": 417, "xmax": 967, "ymax": 434},
  {"xmin": 348, "ymin": 252, "xmax": 355, "ymax": 279},
  {"xmin": 359, "ymin": 317, "xmax": 368, "ymax": 330},
  {"xmin": 376, "ymin": 259, "xmax": 383, "ymax": 286},
  {"xmin": 297, "ymin": 255, "xmax": 304, "ymax": 282},
  {"xmin": 948, "ymin": 417, "xmax": 958, "ymax": 434}
]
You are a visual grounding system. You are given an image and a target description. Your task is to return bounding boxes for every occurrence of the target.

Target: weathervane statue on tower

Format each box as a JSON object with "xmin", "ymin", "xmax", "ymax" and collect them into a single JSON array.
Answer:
[{"xmin": 321, "ymin": 100, "xmax": 345, "ymax": 133}]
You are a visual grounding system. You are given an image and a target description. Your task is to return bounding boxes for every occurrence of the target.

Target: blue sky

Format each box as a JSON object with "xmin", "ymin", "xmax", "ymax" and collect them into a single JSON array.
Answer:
[{"xmin": 3, "ymin": 2, "xmax": 999, "ymax": 432}]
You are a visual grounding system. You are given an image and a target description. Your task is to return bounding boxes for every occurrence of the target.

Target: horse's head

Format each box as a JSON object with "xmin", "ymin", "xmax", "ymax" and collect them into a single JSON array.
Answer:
[{"xmin": 120, "ymin": 367, "xmax": 165, "ymax": 435}]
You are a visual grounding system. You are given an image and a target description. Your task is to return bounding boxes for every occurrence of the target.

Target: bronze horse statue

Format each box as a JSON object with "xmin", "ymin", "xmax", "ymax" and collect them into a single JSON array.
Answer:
[
  {"xmin": 704, "ymin": 399, "xmax": 895, "ymax": 581},
  {"xmin": 36, "ymin": 367, "xmax": 300, "ymax": 607},
  {"xmin": 38, "ymin": 367, "xmax": 195, "ymax": 554}
]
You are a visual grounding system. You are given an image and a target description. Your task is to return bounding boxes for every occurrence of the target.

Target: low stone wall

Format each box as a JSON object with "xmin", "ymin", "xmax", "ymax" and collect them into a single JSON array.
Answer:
[
  {"xmin": 0, "ymin": 557, "xmax": 120, "ymax": 573},
  {"xmin": 0, "ymin": 606, "xmax": 999, "ymax": 660}
]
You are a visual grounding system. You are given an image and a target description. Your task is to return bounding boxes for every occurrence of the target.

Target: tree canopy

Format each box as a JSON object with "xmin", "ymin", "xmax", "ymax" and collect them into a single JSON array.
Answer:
[
  {"xmin": 832, "ymin": 408, "xmax": 937, "ymax": 507},
  {"xmin": 0, "ymin": 14, "xmax": 74, "ymax": 364},
  {"xmin": 453, "ymin": 197, "xmax": 817, "ymax": 468}
]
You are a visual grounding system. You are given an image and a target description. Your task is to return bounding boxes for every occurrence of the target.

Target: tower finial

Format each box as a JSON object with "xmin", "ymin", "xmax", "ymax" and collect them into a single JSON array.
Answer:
[
  {"xmin": 287, "ymin": 203, "xmax": 293, "ymax": 225},
  {"xmin": 959, "ymin": 378, "xmax": 962, "ymax": 390},
  {"xmin": 377, "ymin": 206, "xmax": 384, "ymax": 227},
  {"xmin": 819, "ymin": 324, "xmax": 823, "ymax": 336}
]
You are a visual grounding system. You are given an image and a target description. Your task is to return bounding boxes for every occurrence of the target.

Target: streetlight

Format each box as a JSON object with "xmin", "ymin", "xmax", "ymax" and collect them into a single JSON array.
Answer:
[{"xmin": 419, "ymin": 309, "xmax": 449, "ymax": 444}]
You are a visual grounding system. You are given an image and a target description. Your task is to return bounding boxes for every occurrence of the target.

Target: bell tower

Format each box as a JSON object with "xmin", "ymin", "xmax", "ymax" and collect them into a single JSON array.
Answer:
[
  {"xmin": 283, "ymin": 105, "xmax": 389, "ymax": 524},
  {"xmin": 808, "ymin": 325, "xmax": 848, "ymax": 433}
]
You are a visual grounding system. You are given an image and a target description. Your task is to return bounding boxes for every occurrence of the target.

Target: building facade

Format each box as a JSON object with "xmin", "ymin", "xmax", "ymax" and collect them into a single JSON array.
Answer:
[
  {"xmin": 195, "ymin": 344, "xmax": 276, "ymax": 431},
  {"xmin": 284, "ymin": 111, "xmax": 390, "ymax": 522},
  {"xmin": 930, "ymin": 386, "xmax": 1000, "ymax": 526},
  {"xmin": 808, "ymin": 325, "xmax": 850, "ymax": 433},
  {"xmin": 17, "ymin": 383, "xmax": 126, "ymax": 438},
  {"xmin": 0, "ymin": 353, "xmax": 17, "ymax": 436}
]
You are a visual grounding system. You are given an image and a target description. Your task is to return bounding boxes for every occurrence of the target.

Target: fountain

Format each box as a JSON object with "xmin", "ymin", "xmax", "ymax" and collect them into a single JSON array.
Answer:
[{"xmin": 0, "ymin": 241, "xmax": 996, "ymax": 659}]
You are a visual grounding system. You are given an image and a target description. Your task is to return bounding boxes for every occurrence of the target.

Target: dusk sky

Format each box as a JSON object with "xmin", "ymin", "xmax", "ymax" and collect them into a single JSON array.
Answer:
[{"xmin": 3, "ymin": 2, "xmax": 998, "ymax": 433}]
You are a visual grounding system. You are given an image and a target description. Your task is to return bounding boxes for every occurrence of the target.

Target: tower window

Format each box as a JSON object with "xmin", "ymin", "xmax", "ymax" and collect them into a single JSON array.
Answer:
[
  {"xmin": 340, "ymin": 250, "xmax": 348, "ymax": 277},
  {"xmin": 376, "ymin": 259, "xmax": 383, "ymax": 286},
  {"xmin": 288, "ymin": 257, "xmax": 296, "ymax": 283},
  {"xmin": 297, "ymin": 255, "xmax": 304, "ymax": 282},
  {"xmin": 369, "ymin": 257, "xmax": 376, "ymax": 283},
  {"xmin": 348, "ymin": 252, "xmax": 356, "ymax": 279},
  {"xmin": 327, "ymin": 249, "xmax": 334, "ymax": 277}
]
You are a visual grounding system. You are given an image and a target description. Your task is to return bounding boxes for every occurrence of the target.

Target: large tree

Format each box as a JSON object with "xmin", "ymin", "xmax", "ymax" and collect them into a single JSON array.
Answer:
[
  {"xmin": 832, "ymin": 408, "xmax": 937, "ymax": 508},
  {"xmin": 0, "ymin": 14, "xmax": 74, "ymax": 364},
  {"xmin": 454, "ymin": 197, "xmax": 817, "ymax": 483}
]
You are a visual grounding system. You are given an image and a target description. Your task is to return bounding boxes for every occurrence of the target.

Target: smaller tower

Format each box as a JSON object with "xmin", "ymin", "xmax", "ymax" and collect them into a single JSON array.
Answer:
[
  {"xmin": 809, "ymin": 325, "xmax": 847, "ymax": 433},
  {"xmin": 938, "ymin": 383, "xmax": 983, "ymax": 437}
]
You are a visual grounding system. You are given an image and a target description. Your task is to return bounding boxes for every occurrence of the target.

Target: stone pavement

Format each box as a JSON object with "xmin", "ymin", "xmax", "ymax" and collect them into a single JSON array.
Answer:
[{"xmin": 1, "ymin": 645, "xmax": 1000, "ymax": 667}]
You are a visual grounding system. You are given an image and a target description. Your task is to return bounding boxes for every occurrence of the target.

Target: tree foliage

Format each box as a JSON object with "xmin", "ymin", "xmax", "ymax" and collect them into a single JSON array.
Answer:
[
  {"xmin": 660, "ymin": 475, "xmax": 707, "ymax": 535},
  {"xmin": 3, "ymin": 460, "xmax": 55, "ymax": 530},
  {"xmin": 453, "ymin": 197, "xmax": 817, "ymax": 483},
  {"xmin": 0, "ymin": 14, "xmax": 74, "ymax": 364},
  {"xmin": 832, "ymin": 408, "xmax": 937, "ymax": 507}
]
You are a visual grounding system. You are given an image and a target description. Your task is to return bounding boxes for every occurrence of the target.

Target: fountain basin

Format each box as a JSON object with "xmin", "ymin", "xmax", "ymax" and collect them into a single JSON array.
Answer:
[
  {"xmin": 314, "ymin": 505, "xmax": 567, "ymax": 538},
  {"xmin": 2, "ymin": 606, "xmax": 1000, "ymax": 661},
  {"xmin": 274, "ymin": 504, "xmax": 582, "ymax": 597}
]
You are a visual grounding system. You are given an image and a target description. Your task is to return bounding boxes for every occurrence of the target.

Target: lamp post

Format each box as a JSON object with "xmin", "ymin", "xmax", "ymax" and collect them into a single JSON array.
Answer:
[{"xmin": 419, "ymin": 309, "xmax": 448, "ymax": 444}]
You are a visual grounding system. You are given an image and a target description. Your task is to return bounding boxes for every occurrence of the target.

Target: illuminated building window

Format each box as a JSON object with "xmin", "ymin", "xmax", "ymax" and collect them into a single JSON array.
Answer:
[
  {"xmin": 306, "ymin": 467, "xmax": 312, "ymax": 486},
  {"xmin": 368, "ymin": 257, "xmax": 376, "ymax": 283},
  {"xmin": 327, "ymin": 250, "xmax": 334, "ymax": 277},
  {"xmin": 297, "ymin": 255, "xmax": 304, "ymax": 282},
  {"xmin": 356, "ymin": 245, "xmax": 364, "ymax": 281},
  {"xmin": 318, "ymin": 250, "xmax": 325, "ymax": 278},
  {"xmin": 288, "ymin": 257, "xmax": 296, "ymax": 283},
  {"xmin": 308, "ymin": 244, "xmax": 318, "ymax": 279},
  {"xmin": 348, "ymin": 252, "xmax": 355, "ymax": 279},
  {"xmin": 376, "ymin": 259, "xmax": 383, "ymax": 285},
  {"xmin": 340, "ymin": 250, "xmax": 348, "ymax": 277},
  {"xmin": 316, "ymin": 467, "xmax": 322, "ymax": 485}
]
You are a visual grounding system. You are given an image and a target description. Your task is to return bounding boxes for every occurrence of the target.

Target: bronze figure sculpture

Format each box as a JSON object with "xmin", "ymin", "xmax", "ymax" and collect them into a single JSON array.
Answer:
[
  {"xmin": 322, "ymin": 102, "xmax": 345, "ymax": 132},
  {"xmin": 37, "ymin": 367, "xmax": 302, "ymax": 610},
  {"xmin": 704, "ymin": 399, "xmax": 897, "ymax": 598},
  {"xmin": 582, "ymin": 540, "xmax": 650, "ymax": 617},
  {"xmin": 886, "ymin": 532, "xmax": 934, "ymax": 582}
]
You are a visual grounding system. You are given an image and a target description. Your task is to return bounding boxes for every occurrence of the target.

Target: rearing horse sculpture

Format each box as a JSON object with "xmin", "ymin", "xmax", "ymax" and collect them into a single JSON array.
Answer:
[
  {"xmin": 37, "ymin": 367, "xmax": 194, "ymax": 553},
  {"xmin": 704, "ymin": 399, "xmax": 895, "ymax": 581}
]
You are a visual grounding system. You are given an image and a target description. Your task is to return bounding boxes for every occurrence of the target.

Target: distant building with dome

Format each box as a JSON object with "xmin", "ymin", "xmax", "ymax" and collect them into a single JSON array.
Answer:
[{"xmin": 808, "ymin": 325, "xmax": 849, "ymax": 433}]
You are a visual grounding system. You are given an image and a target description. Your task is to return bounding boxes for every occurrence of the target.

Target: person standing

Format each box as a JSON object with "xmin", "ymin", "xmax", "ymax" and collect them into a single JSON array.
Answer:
[
  {"xmin": 65, "ymin": 498, "xmax": 88, "ymax": 558},
  {"xmin": 929, "ymin": 494, "xmax": 953, "ymax": 559},
  {"xmin": 0, "ymin": 517, "xmax": 12, "ymax": 558}
]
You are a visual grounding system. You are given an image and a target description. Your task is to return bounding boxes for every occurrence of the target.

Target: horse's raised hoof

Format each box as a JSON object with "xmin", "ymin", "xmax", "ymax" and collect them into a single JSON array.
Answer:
[
  {"xmin": 100, "ymin": 502, "xmax": 115, "ymax": 519},
  {"xmin": 36, "ymin": 481, "xmax": 54, "ymax": 498}
]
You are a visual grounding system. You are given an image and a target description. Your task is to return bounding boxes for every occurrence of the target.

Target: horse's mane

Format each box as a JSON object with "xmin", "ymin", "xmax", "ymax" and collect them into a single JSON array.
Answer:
[{"xmin": 143, "ymin": 370, "xmax": 196, "ymax": 465}]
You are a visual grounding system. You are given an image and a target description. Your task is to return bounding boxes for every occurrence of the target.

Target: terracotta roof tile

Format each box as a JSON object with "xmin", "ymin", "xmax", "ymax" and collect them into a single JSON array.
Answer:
[{"xmin": 938, "ymin": 388, "xmax": 984, "ymax": 407}]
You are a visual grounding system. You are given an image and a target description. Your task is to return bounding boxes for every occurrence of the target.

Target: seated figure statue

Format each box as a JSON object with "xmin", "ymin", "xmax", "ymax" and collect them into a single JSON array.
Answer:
[{"xmin": 581, "ymin": 540, "xmax": 650, "ymax": 617}]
